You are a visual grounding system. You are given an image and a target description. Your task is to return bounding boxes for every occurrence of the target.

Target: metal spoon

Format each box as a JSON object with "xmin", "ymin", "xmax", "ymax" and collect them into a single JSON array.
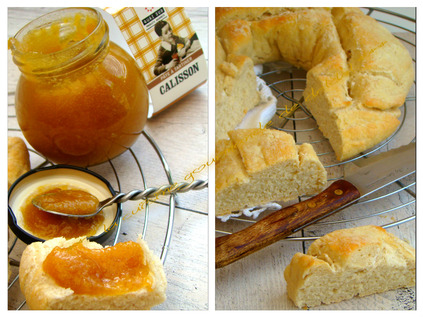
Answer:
[{"xmin": 32, "ymin": 179, "xmax": 208, "ymax": 218}]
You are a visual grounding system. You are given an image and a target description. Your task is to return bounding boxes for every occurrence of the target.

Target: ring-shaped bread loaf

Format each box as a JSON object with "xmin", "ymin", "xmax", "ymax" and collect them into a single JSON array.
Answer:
[{"xmin": 216, "ymin": 7, "xmax": 414, "ymax": 160}]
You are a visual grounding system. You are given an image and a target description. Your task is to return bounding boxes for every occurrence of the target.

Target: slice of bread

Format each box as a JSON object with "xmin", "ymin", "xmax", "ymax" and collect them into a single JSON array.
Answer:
[
  {"xmin": 215, "ymin": 36, "xmax": 260, "ymax": 141},
  {"xmin": 216, "ymin": 128, "xmax": 327, "ymax": 216},
  {"xmin": 19, "ymin": 235, "xmax": 166, "ymax": 310},
  {"xmin": 284, "ymin": 225, "xmax": 415, "ymax": 308}
]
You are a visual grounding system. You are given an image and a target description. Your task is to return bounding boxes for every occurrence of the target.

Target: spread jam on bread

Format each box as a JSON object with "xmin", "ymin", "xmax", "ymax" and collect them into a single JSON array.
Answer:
[{"xmin": 43, "ymin": 241, "xmax": 153, "ymax": 295}]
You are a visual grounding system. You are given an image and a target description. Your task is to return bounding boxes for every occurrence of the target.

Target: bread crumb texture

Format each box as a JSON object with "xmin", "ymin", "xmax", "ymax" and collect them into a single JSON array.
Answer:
[{"xmin": 284, "ymin": 225, "xmax": 415, "ymax": 308}]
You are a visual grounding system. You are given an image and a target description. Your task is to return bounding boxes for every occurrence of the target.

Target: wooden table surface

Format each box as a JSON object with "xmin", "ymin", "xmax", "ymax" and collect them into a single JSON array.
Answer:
[{"xmin": 7, "ymin": 7, "xmax": 209, "ymax": 310}]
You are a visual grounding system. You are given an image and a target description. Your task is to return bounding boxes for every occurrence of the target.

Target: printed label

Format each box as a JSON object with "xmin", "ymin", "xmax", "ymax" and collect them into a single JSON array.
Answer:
[{"xmin": 104, "ymin": 7, "xmax": 207, "ymax": 115}]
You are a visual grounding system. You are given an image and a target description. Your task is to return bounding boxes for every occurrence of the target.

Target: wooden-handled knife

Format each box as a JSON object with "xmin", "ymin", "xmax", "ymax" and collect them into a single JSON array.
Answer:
[{"xmin": 215, "ymin": 142, "xmax": 415, "ymax": 268}]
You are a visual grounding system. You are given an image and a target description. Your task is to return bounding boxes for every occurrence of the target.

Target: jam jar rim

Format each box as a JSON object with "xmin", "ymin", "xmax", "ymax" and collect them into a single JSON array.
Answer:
[{"xmin": 9, "ymin": 7, "xmax": 109, "ymax": 76}]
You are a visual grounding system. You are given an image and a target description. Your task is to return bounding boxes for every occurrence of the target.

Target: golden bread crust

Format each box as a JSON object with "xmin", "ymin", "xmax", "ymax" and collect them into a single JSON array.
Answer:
[
  {"xmin": 227, "ymin": 128, "xmax": 297, "ymax": 173},
  {"xmin": 215, "ymin": 138, "xmax": 249, "ymax": 193},
  {"xmin": 332, "ymin": 8, "xmax": 414, "ymax": 110},
  {"xmin": 8, "ymin": 136, "xmax": 30, "ymax": 188}
]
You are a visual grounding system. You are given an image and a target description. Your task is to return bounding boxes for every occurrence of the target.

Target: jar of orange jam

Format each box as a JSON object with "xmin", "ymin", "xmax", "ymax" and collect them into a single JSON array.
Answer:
[{"xmin": 9, "ymin": 8, "xmax": 149, "ymax": 166}]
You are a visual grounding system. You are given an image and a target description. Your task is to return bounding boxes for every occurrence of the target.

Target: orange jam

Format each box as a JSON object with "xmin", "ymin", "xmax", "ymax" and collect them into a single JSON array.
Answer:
[
  {"xmin": 43, "ymin": 241, "xmax": 153, "ymax": 295},
  {"xmin": 10, "ymin": 8, "xmax": 148, "ymax": 166},
  {"xmin": 33, "ymin": 189, "xmax": 99, "ymax": 215},
  {"xmin": 10, "ymin": 13, "xmax": 98, "ymax": 55},
  {"xmin": 21, "ymin": 186, "xmax": 104, "ymax": 240}
]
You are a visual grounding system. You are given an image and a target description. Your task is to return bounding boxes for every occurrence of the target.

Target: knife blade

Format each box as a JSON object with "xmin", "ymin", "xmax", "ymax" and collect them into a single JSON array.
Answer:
[
  {"xmin": 215, "ymin": 142, "xmax": 415, "ymax": 268},
  {"xmin": 343, "ymin": 143, "xmax": 415, "ymax": 196}
]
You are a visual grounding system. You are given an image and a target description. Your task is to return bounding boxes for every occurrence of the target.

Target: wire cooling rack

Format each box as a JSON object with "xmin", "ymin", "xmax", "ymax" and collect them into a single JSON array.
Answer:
[
  {"xmin": 215, "ymin": 7, "xmax": 416, "ymax": 245},
  {"xmin": 7, "ymin": 100, "xmax": 208, "ymax": 310}
]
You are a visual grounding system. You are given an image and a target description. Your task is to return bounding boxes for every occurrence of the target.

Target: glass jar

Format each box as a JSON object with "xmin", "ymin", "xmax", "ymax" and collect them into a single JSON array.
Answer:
[{"xmin": 9, "ymin": 8, "xmax": 149, "ymax": 167}]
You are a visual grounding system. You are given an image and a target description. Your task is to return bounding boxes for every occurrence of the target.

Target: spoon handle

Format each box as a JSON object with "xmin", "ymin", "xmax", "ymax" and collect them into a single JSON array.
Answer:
[{"xmin": 109, "ymin": 179, "xmax": 208, "ymax": 205}]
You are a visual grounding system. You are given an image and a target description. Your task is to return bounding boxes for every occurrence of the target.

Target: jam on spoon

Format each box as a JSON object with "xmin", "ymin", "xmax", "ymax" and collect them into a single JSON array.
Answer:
[{"xmin": 32, "ymin": 189, "xmax": 100, "ymax": 217}]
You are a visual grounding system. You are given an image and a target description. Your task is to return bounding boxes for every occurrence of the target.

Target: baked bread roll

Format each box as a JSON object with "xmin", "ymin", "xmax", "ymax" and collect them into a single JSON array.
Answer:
[
  {"xmin": 216, "ymin": 128, "xmax": 327, "ymax": 216},
  {"xmin": 19, "ymin": 236, "xmax": 167, "ymax": 310},
  {"xmin": 284, "ymin": 225, "xmax": 415, "ymax": 308},
  {"xmin": 8, "ymin": 136, "xmax": 30, "ymax": 188},
  {"xmin": 216, "ymin": 7, "xmax": 414, "ymax": 160}
]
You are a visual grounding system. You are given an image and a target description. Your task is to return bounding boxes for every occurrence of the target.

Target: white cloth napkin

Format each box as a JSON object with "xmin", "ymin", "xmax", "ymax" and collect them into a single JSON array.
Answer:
[{"xmin": 235, "ymin": 77, "xmax": 277, "ymax": 130}]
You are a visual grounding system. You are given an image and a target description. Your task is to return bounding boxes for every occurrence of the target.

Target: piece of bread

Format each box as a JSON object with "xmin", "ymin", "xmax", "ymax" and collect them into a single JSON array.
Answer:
[
  {"xmin": 216, "ymin": 7, "xmax": 414, "ymax": 160},
  {"xmin": 284, "ymin": 225, "xmax": 415, "ymax": 308},
  {"xmin": 215, "ymin": 36, "xmax": 260, "ymax": 140},
  {"xmin": 8, "ymin": 136, "xmax": 30, "ymax": 188},
  {"xmin": 216, "ymin": 128, "xmax": 327, "ymax": 216},
  {"xmin": 19, "ymin": 236, "xmax": 167, "ymax": 310}
]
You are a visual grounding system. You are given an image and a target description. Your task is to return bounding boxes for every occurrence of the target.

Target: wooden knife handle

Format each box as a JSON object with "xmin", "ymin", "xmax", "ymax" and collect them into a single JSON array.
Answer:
[{"xmin": 215, "ymin": 179, "xmax": 360, "ymax": 268}]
